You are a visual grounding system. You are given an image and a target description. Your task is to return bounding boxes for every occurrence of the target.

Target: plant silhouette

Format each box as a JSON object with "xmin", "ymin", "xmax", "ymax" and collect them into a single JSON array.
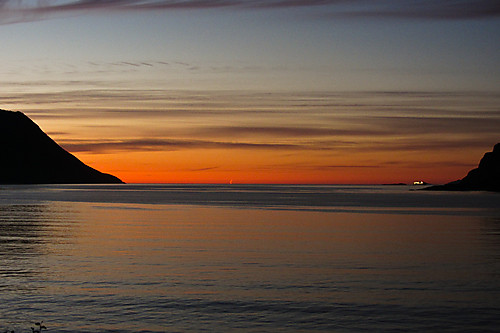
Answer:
[{"xmin": 31, "ymin": 321, "xmax": 47, "ymax": 333}]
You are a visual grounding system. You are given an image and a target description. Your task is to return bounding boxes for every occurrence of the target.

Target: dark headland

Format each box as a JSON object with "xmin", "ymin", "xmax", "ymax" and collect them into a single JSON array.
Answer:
[
  {"xmin": 0, "ymin": 110, "xmax": 123, "ymax": 184},
  {"xmin": 425, "ymin": 143, "xmax": 500, "ymax": 192}
]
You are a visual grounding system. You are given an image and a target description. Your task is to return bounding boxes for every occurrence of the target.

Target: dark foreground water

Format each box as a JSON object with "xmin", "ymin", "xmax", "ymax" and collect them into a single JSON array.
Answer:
[{"xmin": 0, "ymin": 184, "xmax": 499, "ymax": 332}]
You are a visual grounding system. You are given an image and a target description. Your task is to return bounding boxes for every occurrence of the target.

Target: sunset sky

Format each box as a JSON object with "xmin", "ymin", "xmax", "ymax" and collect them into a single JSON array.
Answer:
[{"xmin": 1, "ymin": 0, "xmax": 499, "ymax": 184}]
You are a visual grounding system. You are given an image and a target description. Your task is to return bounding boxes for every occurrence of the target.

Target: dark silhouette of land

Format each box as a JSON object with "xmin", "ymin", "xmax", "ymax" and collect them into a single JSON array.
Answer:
[
  {"xmin": 425, "ymin": 143, "xmax": 500, "ymax": 192},
  {"xmin": 0, "ymin": 110, "xmax": 123, "ymax": 184}
]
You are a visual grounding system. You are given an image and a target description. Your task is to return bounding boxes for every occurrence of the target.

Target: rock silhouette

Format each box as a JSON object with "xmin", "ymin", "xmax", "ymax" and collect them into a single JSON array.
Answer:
[
  {"xmin": 0, "ymin": 110, "xmax": 123, "ymax": 184},
  {"xmin": 425, "ymin": 143, "xmax": 500, "ymax": 192}
]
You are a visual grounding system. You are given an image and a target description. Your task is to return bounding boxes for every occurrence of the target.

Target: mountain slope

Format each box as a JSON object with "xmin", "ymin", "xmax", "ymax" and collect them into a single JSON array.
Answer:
[
  {"xmin": 425, "ymin": 143, "xmax": 499, "ymax": 192},
  {"xmin": 0, "ymin": 110, "xmax": 123, "ymax": 184}
]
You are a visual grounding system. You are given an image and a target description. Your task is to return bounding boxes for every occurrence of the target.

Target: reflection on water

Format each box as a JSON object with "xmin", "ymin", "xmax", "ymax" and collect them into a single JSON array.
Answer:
[
  {"xmin": 0, "ymin": 200, "xmax": 499, "ymax": 332},
  {"xmin": 481, "ymin": 217, "xmax": 500, "ymax": 263},
  {"xmin": 0, "ymin": 204, "xmax": 77, "ymax": 293}
]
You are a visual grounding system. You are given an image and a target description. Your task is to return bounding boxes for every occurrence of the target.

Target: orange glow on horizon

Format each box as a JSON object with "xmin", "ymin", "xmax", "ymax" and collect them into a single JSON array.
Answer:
[
  {"xmin": 24, "ymin": 90, "xmax": 498, "ymax": 186},
  {"xmin": 76, "ymin": 148, "xmax": 479, "ymax": 185}
]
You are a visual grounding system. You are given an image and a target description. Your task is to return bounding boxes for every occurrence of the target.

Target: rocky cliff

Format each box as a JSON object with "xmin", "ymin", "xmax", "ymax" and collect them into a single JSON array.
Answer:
[
  {"xmin": 0, "ymin": 110, "xmax": 123, "ymax": 184},
  {"xmin": 425, "ymin": 143, "xmax": 499, "ymax": 192}
]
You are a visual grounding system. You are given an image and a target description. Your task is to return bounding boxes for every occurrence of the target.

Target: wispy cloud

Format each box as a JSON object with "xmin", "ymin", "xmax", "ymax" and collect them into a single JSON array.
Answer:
[
  {"xmin": 5, "ymin": 89, "xmax": 497, "ymax": 159},
  {"xmin": 0, "ymin": 0, "xmax": 498, "ymax": 25},
  {"xmin": 58, "ymin": 135, "xmax": 497, "ymax": 155},
  {"xmin": 332, "ymin": 0, "xmax": 500, "ymax": 20},
  {"xmin": 60, "ymin": 138, "xmax": 301, "ymax": 153},
  {"xmin": 190, "ymin": 126, "xmax": 388, "ymax": 138},
  {"xmin": 355, "ymin": 137, "xmax": 497, "ymax": 153}
]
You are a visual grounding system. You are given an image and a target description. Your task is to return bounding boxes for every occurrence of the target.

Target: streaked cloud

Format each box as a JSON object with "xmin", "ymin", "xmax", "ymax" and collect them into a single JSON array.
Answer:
[
  {"xmin": 0, "ymin": 0, "xmax": 498, "ymax": 25},
  {"xmin": 324, "ymin": 0, "xmax": 500, "ymax": 20},
  {"xmin": 190, "ymin": 126, "xmax": 388, "ymax": 138},
  {"xmin": 355, "ymin": 137, "xmax": 498, "ymax": 153},
  {"xmin": 4, "ymin": 89, "xmax": 497, "ymax": 163},
  {"xmin": 60, "ymin": 138, "xmax": 301, "ymax": 153}
]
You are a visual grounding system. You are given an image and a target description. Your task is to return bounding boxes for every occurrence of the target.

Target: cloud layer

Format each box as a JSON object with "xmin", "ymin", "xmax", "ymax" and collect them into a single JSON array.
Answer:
[
  {"xmin": 3, "ymin": 88, "xmax": 496, "ymax": 182},
  {"xmin": 0, "ymin": 0, "xmax": 498, "ymax": 24},
  {"xmin": 10, "ymin": 89, "xmax": 497, "ymax": 157}
]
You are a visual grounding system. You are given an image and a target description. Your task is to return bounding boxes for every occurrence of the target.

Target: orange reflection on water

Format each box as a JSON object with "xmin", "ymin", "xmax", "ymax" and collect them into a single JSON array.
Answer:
[
  {"xmin": 51, "ymin": 202, "xmax": 485, "ymax": 304},
  {"xmin": 3, "ymin": 200, "xmax": 498, "ymax": 332}
]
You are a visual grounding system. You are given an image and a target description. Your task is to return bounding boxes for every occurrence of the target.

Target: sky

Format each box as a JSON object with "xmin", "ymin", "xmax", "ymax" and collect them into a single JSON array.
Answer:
[{"xmin": 0, "ymin": 0, "xmax": 499, "ymax": 184}]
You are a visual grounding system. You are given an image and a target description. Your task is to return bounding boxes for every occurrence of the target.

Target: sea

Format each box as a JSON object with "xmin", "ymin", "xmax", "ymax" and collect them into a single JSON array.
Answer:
[{"xmin": 0, "ymin": 184, "xmax": 499, "ymax": 332}]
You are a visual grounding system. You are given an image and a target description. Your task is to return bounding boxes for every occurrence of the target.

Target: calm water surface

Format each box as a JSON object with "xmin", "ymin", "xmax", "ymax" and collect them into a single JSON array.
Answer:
[{"xmin": 0, "ymin": 185, "xmax": 499, "ymax": 332}]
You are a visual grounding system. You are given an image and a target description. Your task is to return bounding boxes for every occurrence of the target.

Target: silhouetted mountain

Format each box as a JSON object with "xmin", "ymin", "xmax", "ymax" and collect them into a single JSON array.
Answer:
[
  {"xmin": 425, "ymin": 143, "xmax": 500, "ymax": 192},
  {"xmin": 0, "ymin": 110, "xmax": 123, "ymax": 184}
]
